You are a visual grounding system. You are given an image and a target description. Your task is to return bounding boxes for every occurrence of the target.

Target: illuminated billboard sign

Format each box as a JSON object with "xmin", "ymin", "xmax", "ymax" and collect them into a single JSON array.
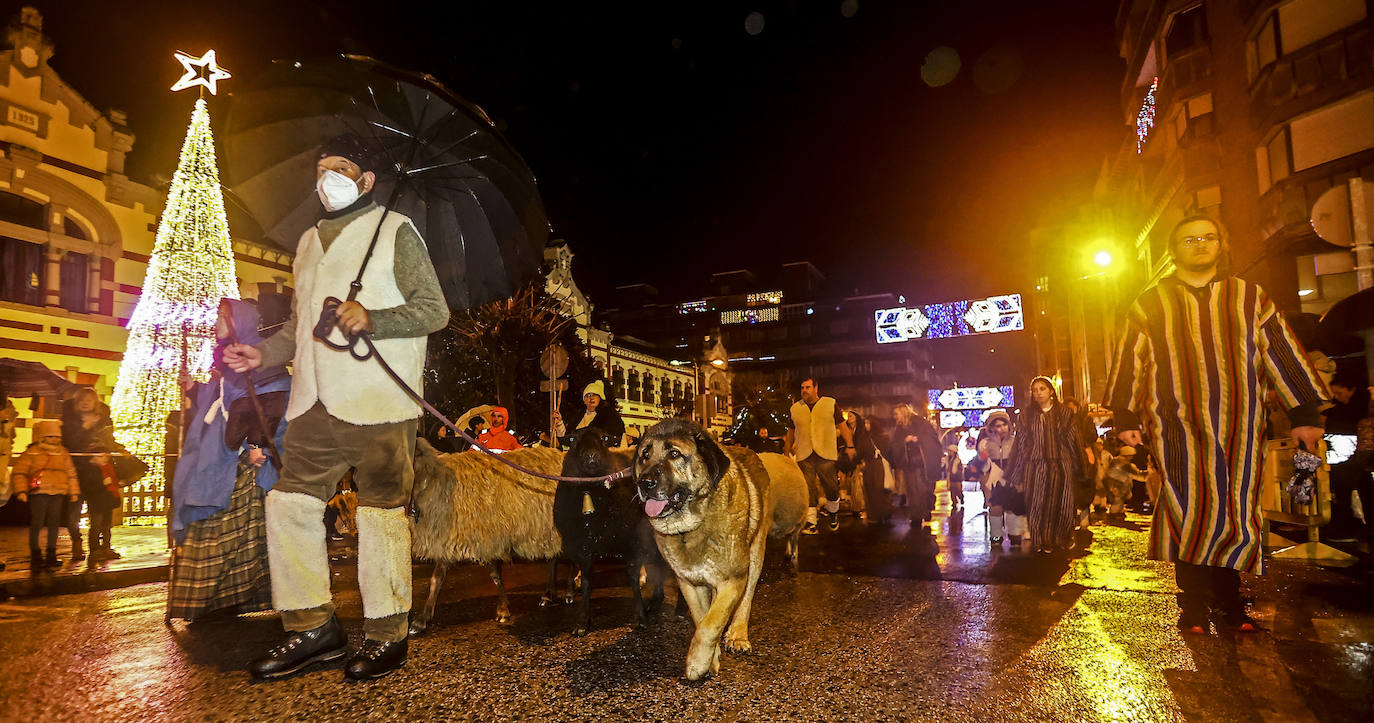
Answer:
[
  {"xmin": 939, "ymin": 408, "xmax": 1009, "ymax": 429},
  {"xmin": 875, "ymin": 293, "xmax": 1023, "ymax": 344},
  {"xmin": 928, "ymin": 386, "xmax": 1015, "ymax": 411}
]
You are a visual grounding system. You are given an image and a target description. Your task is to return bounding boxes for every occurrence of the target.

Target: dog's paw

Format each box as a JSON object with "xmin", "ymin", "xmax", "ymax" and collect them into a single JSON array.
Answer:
[
  {"xmin": 572, "ymin": 624, "xmax": 588, "ymax": 637},
  {"xmin": 680, "ymin": 670, "xmax": 712, "ymax": 686},
  {"xmin": 495, "ymin": 611, "xmax": 512, "ymax": 625},
  {"xmin": 407, "ymin": 618, "xmax": 430, "ymax": 637},
  {"xmin": 538, "ymin": 595, "xmax": 556, "ymax": 608},
  {"xmin": 723, "ymin": 636, "xmax": 752, "ymax": 655}
]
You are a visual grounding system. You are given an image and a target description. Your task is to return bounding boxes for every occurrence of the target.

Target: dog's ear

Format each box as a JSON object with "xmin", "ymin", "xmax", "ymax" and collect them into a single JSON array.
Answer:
[{"xmin": 693, "ymin": 428, "xmax": 731, "ymax": 490}]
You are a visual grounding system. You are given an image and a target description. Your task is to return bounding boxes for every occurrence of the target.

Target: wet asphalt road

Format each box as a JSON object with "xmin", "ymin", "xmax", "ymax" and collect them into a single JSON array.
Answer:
[{"xmin": 1, "ymin": 490, "xmax": 1372, "ymax": 722}]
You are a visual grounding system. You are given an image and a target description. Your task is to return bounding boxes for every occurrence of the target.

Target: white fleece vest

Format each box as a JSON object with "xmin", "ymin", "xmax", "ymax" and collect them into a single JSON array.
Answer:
[
  {"xmin": 285, "ymin": 205, "xmax": 427, "ymax": 426},
  {"xmin": 791, "ymin": 396, "xmax": 839, "ymax": 461}
]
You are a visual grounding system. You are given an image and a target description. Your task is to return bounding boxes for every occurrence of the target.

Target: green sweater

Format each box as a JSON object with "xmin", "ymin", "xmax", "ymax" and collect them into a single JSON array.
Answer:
[{"xmin": 256, "ymin": 201, "xmax": 449, "ymax": 369}]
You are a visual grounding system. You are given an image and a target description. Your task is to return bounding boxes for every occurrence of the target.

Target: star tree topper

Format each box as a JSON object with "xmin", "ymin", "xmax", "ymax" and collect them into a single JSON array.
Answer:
[{"xmin": 171, "ymin": 49, "xmax": 231, "ymax": 95}]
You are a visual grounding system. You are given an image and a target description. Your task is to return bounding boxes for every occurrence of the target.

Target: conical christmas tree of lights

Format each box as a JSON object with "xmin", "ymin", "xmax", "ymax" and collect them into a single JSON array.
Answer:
[{"xmin": 110, "ymin": 97, "xmax": 239, "ymax": 521}]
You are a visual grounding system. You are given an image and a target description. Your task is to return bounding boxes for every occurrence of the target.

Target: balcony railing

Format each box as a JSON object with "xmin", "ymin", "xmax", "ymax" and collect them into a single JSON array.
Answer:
[{"xmin": 1250, "ymin": 24, "xmax": 1373, "ymax": 130}]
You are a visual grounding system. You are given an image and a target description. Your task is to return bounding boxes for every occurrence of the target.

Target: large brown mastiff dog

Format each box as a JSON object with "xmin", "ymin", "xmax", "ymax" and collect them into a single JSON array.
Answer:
[{"xmin": 635, "ymin": 419, "xmax": 806, "ymax": 681}]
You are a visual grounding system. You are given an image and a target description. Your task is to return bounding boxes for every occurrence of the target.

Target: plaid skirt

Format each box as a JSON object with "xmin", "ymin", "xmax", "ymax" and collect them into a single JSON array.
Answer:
[{"xmin": 167, "ymin": 461, "xmax": 271, "ymax": 620}]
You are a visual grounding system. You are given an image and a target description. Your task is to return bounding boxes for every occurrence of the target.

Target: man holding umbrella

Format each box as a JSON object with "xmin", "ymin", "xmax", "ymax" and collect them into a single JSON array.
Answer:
[{"xmin": 224, "ymin": 134, "xmax": 448, "ymax": 680}]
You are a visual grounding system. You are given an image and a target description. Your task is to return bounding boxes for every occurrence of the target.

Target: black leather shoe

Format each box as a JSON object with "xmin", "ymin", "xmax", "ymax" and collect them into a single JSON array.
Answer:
[
  {"xmin": 249, "ymin": 616, "xmax": 348, "ymax": 680},
  {"xmin": 344, "ymin": 638, "xmax": 408, "ymax": 680}
]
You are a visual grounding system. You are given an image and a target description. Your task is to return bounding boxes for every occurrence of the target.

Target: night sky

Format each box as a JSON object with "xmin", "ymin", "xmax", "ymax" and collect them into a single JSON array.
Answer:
[{"xmin": 37, "ymin": 0, "xmax": 1124, "ymax": 382}]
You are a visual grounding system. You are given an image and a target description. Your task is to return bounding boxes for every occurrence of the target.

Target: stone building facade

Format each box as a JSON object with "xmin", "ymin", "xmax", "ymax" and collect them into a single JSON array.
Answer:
[
  {"xmin": 545, "ymin": 241, "xmax": 731, "ymax": 439},
  {"xmin": 0, "ymin": 10, "xmax": 290, "ymax": 494}
]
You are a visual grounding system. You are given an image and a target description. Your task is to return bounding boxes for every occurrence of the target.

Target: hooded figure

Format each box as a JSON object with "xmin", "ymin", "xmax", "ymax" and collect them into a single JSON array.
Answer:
[
  {"xmin": 476, "ymin": 406, "xmax": 520, "ymax": 451},
  {"xmin": 172, "ymin": 299, "xmax": 291, "ymax": 543}
]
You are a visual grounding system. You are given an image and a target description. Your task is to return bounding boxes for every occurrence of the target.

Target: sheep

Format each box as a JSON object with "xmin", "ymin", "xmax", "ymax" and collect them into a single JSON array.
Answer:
[
  {"xmin": 554, "ymin": 430, "xmax": 672, "ymax": 636},
  {"xmin": 408, "ymin": 439, "xmax": 565, "ymax": 634}
]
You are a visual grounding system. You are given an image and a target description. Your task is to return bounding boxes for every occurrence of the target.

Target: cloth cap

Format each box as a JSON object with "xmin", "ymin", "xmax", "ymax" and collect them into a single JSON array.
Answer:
[
  {"xmin": 34, "ymin": 419, "xmax": 62, "ymax": 438},
  {"xmin": 318, "ymin": 133, "xmax": 374, "ymax": 172},
  {"xmin": 582, "ymin": 381, "xmax": 606, "ymax": 400}
]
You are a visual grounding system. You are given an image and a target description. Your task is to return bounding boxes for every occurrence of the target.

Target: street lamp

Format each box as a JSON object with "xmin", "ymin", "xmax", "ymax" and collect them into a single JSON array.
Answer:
[{"xmin": 1093, "ymin": 250, "xmax": 1113, "ymax": 268}]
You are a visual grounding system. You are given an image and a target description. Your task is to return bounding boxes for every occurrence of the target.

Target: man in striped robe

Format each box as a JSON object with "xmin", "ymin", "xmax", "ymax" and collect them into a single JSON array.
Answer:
[{"xmin": 1105, "ymin": 214, "xmax": 1327, "ymax": 633}]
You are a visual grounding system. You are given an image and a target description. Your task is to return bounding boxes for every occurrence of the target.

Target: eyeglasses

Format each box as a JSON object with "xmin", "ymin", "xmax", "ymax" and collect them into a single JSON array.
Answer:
[{"xmin": 1178, "ymin": 233, "xmax": 1219, "ymax": 247}]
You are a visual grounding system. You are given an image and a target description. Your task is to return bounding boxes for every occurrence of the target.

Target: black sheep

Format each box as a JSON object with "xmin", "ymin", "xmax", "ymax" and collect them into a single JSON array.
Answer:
[{"xmin": 553, "ymin": 430, "xmax": 670, "ymax": 635}]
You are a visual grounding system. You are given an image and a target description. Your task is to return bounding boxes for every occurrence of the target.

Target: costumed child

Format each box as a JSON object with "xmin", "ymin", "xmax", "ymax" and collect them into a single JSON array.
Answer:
[
  {"xmin": 1102, "ymin": 444, "xmax": 1143, "ymax": 519},
  {"xmin": 9, "ymin": 420, "xmax": 79, "ymax": 570}
]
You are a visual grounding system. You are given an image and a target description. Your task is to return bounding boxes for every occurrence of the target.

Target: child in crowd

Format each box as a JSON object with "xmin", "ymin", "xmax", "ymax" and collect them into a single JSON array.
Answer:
[
  {"xmin": 9, "ymin": 419, "xmax": 80, "ymax": 571},
  {"xmin": 1102, "ymin": 445, "xmax": 1142, "ymax": 520}
]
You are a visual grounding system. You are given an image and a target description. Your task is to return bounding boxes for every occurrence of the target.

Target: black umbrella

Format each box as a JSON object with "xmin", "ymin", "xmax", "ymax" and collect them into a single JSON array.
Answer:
[
  {"xmin": 0, "ymin": 358, "xmax": 81, "ymax": 398},
  {"xmin": 222, "ymin": 54, "xmax": 550, "ymax": 310}
]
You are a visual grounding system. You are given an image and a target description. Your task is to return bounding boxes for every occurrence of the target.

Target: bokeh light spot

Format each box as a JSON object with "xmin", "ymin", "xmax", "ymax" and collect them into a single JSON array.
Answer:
[
  {"xmin": 972, "ymin": 45, "xmax": 1024, "ymax": 94},
  {"xmin": 745, "ymin": 11, "xmax": 765, "ymax": 36},
  {"xmin": 840, "ymin": 0, "xmax": 859, "ymax": 18},
  {"xmin": 921, "ymin": 46, "xmax": 961, "ymax": 88}
]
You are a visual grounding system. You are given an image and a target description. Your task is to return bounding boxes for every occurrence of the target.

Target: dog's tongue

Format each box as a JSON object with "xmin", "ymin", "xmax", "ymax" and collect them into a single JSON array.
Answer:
[{"xmin": 644, "ymin": 498, "xmax": 669, "ymax": 518}]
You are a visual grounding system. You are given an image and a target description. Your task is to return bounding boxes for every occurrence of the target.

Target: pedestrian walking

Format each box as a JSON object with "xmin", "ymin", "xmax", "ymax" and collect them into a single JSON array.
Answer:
[
  {"xmin": 1003, "ymin": 378, "xmax": 1083, "ymax": 554},
  {"xmin": 9, "ymin": 419, "xmax": 79, "ymax": 571},
  {"xmin": 224, "ymin": 135, "xmax": 450, "ymax": 680},
  {"xmin": 977, "ymin": 411, "xmax": 1025, "ymax": 547},
  {"xmin": 889, "ymin": 403, "xmax": 941, "ymax": 526},
  {"xmin": 786, "ymin": 378, "xmax": 855, "ymax": 533},
  {"xmin": 1106, "ymin": 213, "xmax": 1328, "ymax": 633},
  {"xmin": 169, "ymin": 299, "xmax": 290, "ymax": 621},
  {"xmin": 62, "ymin": 388, "xmax": 120, "ymax": 561}
]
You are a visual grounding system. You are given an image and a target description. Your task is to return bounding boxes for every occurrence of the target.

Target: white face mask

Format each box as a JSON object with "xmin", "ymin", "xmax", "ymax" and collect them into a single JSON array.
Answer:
[{"xmin": 316, "ymin": 169, "xmax": 362, "ymax": 212}]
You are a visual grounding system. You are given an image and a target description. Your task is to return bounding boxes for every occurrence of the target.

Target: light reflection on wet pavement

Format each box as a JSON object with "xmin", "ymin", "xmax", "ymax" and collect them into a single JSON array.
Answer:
[{"xmin": 1, "ymin": 485, "xmax": 1370, "ymax": 721}]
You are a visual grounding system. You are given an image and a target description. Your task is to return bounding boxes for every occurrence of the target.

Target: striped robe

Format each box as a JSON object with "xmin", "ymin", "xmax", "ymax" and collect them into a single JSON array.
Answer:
[{"xmin": 1105, "ymin": 275, "xmax": 1327, "ymax": 573}]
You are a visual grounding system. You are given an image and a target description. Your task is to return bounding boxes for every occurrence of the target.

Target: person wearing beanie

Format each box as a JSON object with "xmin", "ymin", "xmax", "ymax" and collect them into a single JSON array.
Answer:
[
  {"xmin": 476, "ymin": 406, "xmax": 521, "ymax": 451},
  {"xmin": 553, "ymin": 380, "xmax": 627, "ymax": 446},
  {"xmin": 224, "ymin": 134, "xmax": 449, "ymax": 680},
  {"xmin": 10, "ymin": 419, "xmax": 79, "ymax": 571}
]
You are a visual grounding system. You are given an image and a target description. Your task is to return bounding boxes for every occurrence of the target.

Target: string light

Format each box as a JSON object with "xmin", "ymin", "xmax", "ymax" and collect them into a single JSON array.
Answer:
[
  {"xmin": 1136, "ymin": 77, "xmax": 1158, "ymax": 154},
  {"xmin": 110, "ymin": 97, "xmax": 239, "ymax": 524}
]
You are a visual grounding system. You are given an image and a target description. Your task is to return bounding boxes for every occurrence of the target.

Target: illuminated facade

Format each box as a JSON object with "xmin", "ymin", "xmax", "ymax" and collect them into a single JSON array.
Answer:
[
  {"xmin": 0, "ymin": 10, "xmax": 291, "ymax": 520},
  {"xmin": 545, "ymin": 241, "xmax": 731, "ymax": 438},
  {"xmin": 599, "ymin": 262, "xmax": 952, "ymax": 420}
]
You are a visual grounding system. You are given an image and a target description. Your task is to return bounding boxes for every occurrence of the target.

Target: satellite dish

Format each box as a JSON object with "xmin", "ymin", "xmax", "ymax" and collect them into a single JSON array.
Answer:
[{"xmin": 1310, "ymin": 181, "xmax": 1374, "ymax": 248}]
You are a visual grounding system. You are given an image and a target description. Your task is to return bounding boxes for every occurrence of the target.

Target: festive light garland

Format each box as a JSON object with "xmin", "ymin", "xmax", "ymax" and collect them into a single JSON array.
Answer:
[
  {"xmin": 1136, "ymin": 77, "xmax": 1158, "ymax": 154},
  {"xmin": 109, "ymin": 97, "xmax": 239, "ymax": 524}
]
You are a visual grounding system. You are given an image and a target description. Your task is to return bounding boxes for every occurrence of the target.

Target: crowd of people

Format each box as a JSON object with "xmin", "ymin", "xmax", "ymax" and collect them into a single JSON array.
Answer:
[{"xmin": 1, "ymin": 381, "xmax": 146, "ymax": 573}]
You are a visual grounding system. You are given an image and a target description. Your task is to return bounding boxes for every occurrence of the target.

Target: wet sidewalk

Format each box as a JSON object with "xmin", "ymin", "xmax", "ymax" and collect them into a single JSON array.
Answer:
[{"xmin": 0, "ymin": 524, "xmax": 170, "ymax": 599}]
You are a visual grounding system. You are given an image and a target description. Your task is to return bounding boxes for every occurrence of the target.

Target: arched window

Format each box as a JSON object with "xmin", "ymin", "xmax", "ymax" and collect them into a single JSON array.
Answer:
[
  {"xmin": 673, "ymin": 380, "xmax": 683, "ymax": 403},
  {"xmin": 642, "ymin": 373, "xmax": 655, "ymax": 406},
  {"xmin": 660, "ymin": 379, "xmax": 672, "ymax": 408},
  {"xmin": 63, "ymin": 216, "xmax": 88, "ymax": 241},
  {"xmin": 0, "ymin": 191, "xmax": 47, "ymax": 230},
  {"xmin": 627, "ymin": 370, "xmax": 641, "ymax": 403}
]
